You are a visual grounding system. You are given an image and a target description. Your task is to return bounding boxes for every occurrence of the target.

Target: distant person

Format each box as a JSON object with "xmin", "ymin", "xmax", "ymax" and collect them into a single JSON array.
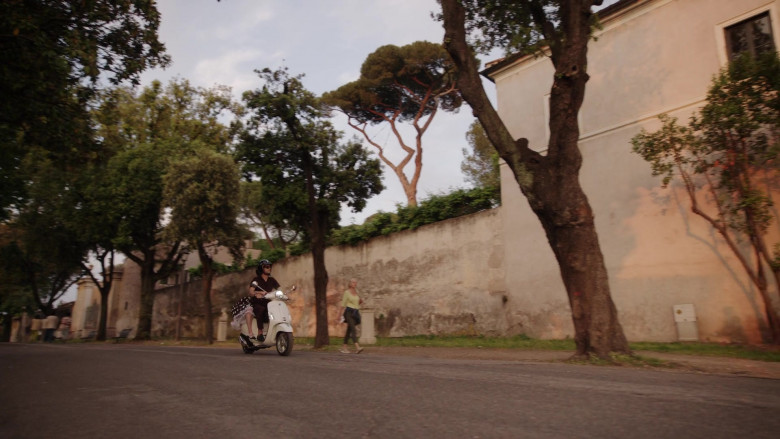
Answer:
[
  {"xmin": 338, "ymin": 278, "xmax": 364, "ymax": 354},
  {"xmin": 57, "ymin": 315, "xmax": 71, "ymax": 340},
  {"xmin": 43, "ymin": 314, "xmax": 59, "ymax": 342},
  {"xmin": 31, "ymin": 312, "xmax": 44, "ymax": 342}
]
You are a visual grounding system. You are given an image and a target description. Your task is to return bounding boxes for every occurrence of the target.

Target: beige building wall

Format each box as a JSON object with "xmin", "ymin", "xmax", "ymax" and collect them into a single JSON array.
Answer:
[
  {"xmin": 71, "ymin": 278, "xmax": 98, "ymax": 338},
  {"xmin": 71, "ymin": 266, "xmax": 136, "ymax": 338},
  {"xmin": 489, "ymin": 0, "xmax": 780, "ymax": 343}
]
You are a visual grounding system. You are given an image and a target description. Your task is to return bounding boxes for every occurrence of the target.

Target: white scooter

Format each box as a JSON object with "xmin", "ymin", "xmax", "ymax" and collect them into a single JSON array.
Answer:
[{"xmin": 239, "ymin": 285, "xmax": 296, "ymax": 356}]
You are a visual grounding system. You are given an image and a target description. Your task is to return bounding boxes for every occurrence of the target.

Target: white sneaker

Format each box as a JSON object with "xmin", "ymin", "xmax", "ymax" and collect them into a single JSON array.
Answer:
[{"xmin": 340, "ymin": 348, "xmax": 350, "ymax": 354}]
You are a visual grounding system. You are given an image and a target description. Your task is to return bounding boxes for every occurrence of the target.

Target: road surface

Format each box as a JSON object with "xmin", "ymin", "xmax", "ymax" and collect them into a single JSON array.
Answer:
[{"xmin": 1, "ymin": 343, "xmax": 778, "ymax": 438}]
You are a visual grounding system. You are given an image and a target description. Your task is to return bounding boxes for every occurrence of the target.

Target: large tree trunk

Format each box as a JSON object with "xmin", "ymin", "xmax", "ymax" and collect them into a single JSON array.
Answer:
[
  {"xmin": 97, "ymin": 289, "xmax": 109, "ymax": 341},
  {"xmin": 311, "ymin": 232, "xmax": 329, "ymax": 348},
  {"xmin": 303, "ymin": 152, "xmax": 330, "ymax": 349},
  {"xmin": 198, "ymin": 243, "xmax": 214, "ymax": 344},
  {"xmin": 88, "ymin": 254, "xmax": 115, "ymax": 342},
  {"xmin": 135, "ymin": 253, "xmax": 157, "ymax": 340},
  {"xmin": 441, "ymin": 0, "xmax": 629, "ymax": 358}
]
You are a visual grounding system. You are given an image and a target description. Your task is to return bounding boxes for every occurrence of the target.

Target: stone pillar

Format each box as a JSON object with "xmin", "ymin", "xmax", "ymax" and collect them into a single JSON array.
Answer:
[
  {"xmin": 217, "ymin": 308, "xmax": 228, "ymax": 342},
  {"xmin": 10, "ymin": 316, "xmax": 20, "ymax": 343},
  {"xmin": 20, "ymin": 312, "xmax": 30, "ymax": 343},
  {"xmin": 30, "ymin": 318, "xmax": 43, "ymax": 342},
  {"xmin": 359, "ymin": 309, "xmax": 376, "ymax": 345}
]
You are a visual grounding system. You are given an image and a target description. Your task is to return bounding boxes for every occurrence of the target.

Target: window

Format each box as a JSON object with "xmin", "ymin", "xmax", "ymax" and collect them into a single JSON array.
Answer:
[{"xmin": 725, "ymin": 12, "xmax": 776, "ymax": 60}]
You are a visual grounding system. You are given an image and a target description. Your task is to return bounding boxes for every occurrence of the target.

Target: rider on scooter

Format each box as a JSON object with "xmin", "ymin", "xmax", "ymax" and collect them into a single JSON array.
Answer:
[{"xmin": 231, "ymin": 259, "xmax": 280, "ymax": 343}]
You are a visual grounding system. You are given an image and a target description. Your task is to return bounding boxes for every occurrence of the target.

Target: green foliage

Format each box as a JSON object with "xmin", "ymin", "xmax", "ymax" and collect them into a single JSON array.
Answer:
[
  {"xmin": 106, "ymin": 142, "xmax": 171, "ymax": 252},
  {"xmin": 238, "ymin": 67, "xmax": 384, "ymax": 239},
  {"xmin": 163, "ymin": 148, "xmax": 247, "ymax": 260},
  {"xmin": 239, "ymin": 181, "xmax": 299, "ymax": 253},
  {"xmin": 462, "ymin": 120, "xmax": 501, "ymax": 189},
  {"xmin": 0, "ymin": 0, "xmax": 169, "ymax": 219},
  {"xmin": 97, "ymin": 78, "xmax": 244, "ymax": 256},
  {"xmin": 260, "ymin": 248, "xmax": 287, "ymax": 264},
  {"xmin": 630, "ymin": 114, "xmax": 697, "ymax": 187},
  {"xmin": 322, "ymin": 41, "xmax": 462, "ymax": 206},
  {"xmin": 97, "ymin": 79, "xmax": 242, "ymax": 151},
  {"xmin": 288, "ymin": 242, "xmax": 311, "ymax": 257},
  {"xmin": 323, "ymin": 41, "xmax": 461, "ymax": 124},
  {"xmin": 329, "ymin": 186, "xmax": 500, "ymax": 246},
  {"xmin": 0, "ymin": 151, "xmax": 89, "ymax": 314},
  {"xmin": 632, "ymin": 52, "xmax": 779, "ymax": 240},
  {"xmin": 439, "ymin": 0, "xmax": 602, "ymax": 58}
]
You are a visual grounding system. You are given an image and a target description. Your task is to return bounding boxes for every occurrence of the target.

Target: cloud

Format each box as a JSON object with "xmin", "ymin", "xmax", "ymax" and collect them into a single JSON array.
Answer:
[{"xmin": 193, "ymin": 49, "xmax": 265, "ymax": 92}]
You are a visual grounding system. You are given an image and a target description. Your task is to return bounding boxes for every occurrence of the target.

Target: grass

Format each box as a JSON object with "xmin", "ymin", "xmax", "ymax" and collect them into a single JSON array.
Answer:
[
  {"xmin": 629, "ymin": 341, "xmax": 780, "ymax": 362},
  {"xmin": 344, "ymin": 335, "xmax": 780, "ymax": 362},
  {"xmin": 372, "ymin": 334, "xmax": 576, "ymax": 350}
]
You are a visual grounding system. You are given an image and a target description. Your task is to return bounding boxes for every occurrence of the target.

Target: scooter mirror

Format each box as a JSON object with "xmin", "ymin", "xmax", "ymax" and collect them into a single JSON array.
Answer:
[{"xmin": 291, "ymin": 286, "xmax": 297, "ymax": 292}]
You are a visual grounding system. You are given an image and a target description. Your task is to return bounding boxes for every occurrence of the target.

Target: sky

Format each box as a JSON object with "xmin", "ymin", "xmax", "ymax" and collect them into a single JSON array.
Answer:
[{"xmin": 138, "ymin": 0, "xmax": 499, "ymax": 225}]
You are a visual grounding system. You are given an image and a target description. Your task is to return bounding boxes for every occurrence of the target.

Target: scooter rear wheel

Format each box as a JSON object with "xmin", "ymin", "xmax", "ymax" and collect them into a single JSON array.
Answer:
[{"xmin": 276, "ymin": 332, "xmax": 293, "ymax": 356}]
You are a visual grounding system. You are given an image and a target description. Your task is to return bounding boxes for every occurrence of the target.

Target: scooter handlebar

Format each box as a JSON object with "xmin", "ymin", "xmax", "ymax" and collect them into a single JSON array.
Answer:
[
  {"xmin": 252, "ymin": 282, "xmax": 294, "ymax": 301},
  {"xmin": 262, "ymin": 290, "xmax": 289, "ymax": 301}
]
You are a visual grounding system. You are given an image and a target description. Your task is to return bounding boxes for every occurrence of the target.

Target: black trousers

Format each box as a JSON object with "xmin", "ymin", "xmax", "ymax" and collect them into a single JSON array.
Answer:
[{"xmin": 343, "ymin": 308, "xmax": 360, "ymax": 344}]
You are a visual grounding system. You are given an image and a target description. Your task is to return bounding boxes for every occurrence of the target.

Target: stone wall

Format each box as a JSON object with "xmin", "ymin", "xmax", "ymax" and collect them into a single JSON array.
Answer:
[{"xmin": 151, "ymin": 208, "xmax": 506, "ymax": 339}]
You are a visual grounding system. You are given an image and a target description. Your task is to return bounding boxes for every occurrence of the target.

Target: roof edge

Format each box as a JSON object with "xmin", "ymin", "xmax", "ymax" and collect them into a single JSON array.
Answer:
[{"xmin": 480, "ymin": 0, "xmax": 645, "ymax": 81}]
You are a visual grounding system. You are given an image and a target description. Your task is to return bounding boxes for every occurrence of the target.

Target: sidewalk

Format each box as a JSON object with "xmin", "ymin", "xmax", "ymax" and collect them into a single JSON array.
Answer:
[
  {"xmin": 634, "ymin": 351, "xmax": 780, "ymax": 379},
  {"xmin": 363, "ymin": 346, "xmax": 780, "ymax": 379}
]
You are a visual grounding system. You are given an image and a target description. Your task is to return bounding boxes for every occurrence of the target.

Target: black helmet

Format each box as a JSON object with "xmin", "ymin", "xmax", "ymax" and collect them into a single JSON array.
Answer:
[{"xmin": 256, "ymin": 259, "xmax": 272, "ymax": 275}]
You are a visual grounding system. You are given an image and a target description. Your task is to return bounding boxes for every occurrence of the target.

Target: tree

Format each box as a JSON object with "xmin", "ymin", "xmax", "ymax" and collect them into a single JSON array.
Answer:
[
  {"xmin": 632, "ymin": 53, "xmax": 780, "ymax": 343},
  {"xmin": 96, "ymin": 78, "xmax": 241, "ymax": 340},
  {"xmin": 164, "ymin": 148, "xmax": 247, "ymax": 344},
  {"xmin": 0, "ymin": 218, "xmax": 83, "ymax": 318},
  {"xmin": 322, "ymin": 41, "xmax": 461, "ymax": 207},
  {"xmin": 440, "ymin": 0, "xmax": 629, "ymax": 358},
  {"xmin": 239, "ymin": 180, "xmax": 300, "ymax": 253},
  {"xmin": 73, "ymin": 176, "xmax": 121, "ymax": 342},
  {"xmin": 108, "ymin": 142, "xmax": 187, "ymax": 340},
  {"xmin": 0, "ymin": 151, "xmax": 91, "ymax": 318},
  {"xmin": 0, "ymin": 225, "xmax": 38, "ymax": 341},
  {"xmin": 0, "ymin": 0, "xmax": 169, "ymax": 219},
  {"xmin": 239, "ymin": 68, "xmax": 383, "ymax": 348},
  {"xmin": 462, "ymin": 120, "xmax": 501, "ymax": 189}
]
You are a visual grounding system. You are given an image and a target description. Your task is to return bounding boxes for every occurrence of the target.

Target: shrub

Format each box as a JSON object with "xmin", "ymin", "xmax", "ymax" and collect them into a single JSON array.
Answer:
[{"xmin": 329, "ymin": 186, "xmax": 499, "ymax": 246}]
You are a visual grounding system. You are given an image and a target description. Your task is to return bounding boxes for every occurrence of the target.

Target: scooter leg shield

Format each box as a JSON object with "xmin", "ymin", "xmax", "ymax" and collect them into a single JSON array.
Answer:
[{"xmin": 272, "ymin": 323, "xmax": 293, "ymax": 333}]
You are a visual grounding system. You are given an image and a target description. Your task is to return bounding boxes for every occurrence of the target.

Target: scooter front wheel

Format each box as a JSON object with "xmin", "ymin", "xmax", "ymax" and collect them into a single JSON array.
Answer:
[{"xmin": 276, "ymin": 332, "xmax": 293, "ymax": 356}]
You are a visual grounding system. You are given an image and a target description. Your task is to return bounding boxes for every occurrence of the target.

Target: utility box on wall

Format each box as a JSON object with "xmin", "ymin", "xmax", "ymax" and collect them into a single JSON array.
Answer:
[{"xmin": 673, "ymin": 304, "xmax": 699, "ymax": 342}]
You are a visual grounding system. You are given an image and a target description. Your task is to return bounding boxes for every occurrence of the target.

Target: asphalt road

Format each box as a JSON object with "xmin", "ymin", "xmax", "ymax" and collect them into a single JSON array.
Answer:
[{"xmin": 1, "ymin": 343, "xmax": 779, "ymax": 439}]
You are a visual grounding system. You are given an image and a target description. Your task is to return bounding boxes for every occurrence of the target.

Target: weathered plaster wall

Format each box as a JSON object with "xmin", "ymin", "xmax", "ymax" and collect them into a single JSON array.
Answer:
[{"xmin": 148, "ymin": 208, "xmax": 506, "ymax": 340}]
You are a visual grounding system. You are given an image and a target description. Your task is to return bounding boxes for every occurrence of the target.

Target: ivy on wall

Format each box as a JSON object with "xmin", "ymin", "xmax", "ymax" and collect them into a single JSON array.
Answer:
[{"xmin": 329, "ymin": 186, "xmax": 500, "ymax": 246}]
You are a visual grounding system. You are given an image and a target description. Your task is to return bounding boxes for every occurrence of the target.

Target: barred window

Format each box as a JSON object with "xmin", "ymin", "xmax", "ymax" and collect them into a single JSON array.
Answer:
[{"xmin": 725, "ymin": 12, "xmax": 776, "ymax": 60}]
